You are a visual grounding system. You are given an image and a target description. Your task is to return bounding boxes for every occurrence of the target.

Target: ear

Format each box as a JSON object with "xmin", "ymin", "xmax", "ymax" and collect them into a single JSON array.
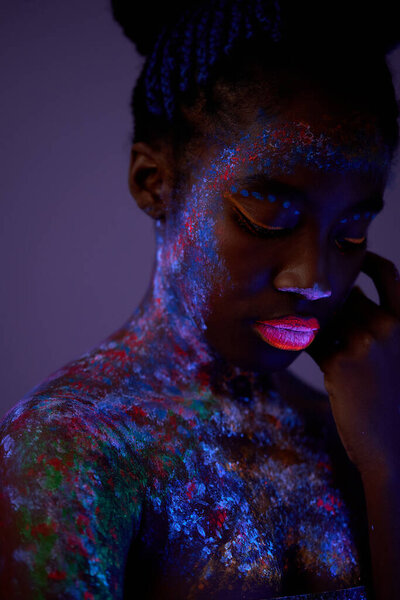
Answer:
[{"xmin": 128, "ymin": 142, "xmax": 172, "ymax": 220}]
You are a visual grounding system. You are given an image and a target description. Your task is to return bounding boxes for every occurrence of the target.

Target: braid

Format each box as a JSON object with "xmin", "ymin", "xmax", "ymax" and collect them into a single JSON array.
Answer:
[
  {"xmin": 112, "ymin": 0, "xmax": 400, "ymax": 158},
  {"xmin": 254, "ymin": 0, "xmax": 281, "ymax": 42},
  {"xmin": 223, "ymin": 0, "xmax": 245, "ymax": 56},
  {"xmin": 179, "ymin": 9, "xmax": 201, "ymax": 93},
  {"xmin": 195, "ymin": 5, "xmax": 213, "ymax": 85},
  {"xmin": 143, "ymin": 0, "xmax": 281, "ymax": 122},
  {"xmin": 143, "ymin": 26, "xmax": 168, "ymax": 116},
  {"xmin": 243, "ymin": 11, "xmax": 254, "ymax": 40},
  {"xmin": 208, "ymin": 0, "xmax": 230, "ymax": 68}
]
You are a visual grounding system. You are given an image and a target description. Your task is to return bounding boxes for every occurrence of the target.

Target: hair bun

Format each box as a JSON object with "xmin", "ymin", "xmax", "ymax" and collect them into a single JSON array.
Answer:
[
  {"xmin": 111, "ymin": 0, "xmax": 400, "ymax": 58},
  {"xmin": 278, "ymin": 0, "xmax": 400, "ymax": 56},
  {"xmin": 111, "ymin": 0, "xmax": 205, "ymax": 56}
]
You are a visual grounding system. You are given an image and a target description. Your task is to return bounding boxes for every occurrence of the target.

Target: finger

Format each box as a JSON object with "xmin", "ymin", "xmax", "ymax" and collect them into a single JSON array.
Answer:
[
  {"xmin": 305, "ymin": 287, "xmax": 375, "ymax": 368},
  {"xmin": 305, "ymin": 304, "xmax": 354, "ymax": 368},
  {"xmin": 361, "ymin": 250, "xmax": 400, "ymax": 320}
]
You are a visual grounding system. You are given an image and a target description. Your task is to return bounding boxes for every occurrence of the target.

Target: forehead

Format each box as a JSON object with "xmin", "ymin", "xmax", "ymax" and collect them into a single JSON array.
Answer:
[
  {"xmin": 194, "ymin": 91, "xmax": 392, "ymax": 193},
  {"xmin": 239, "ymin": 117, "xmax": 385, "ymax": 176}
]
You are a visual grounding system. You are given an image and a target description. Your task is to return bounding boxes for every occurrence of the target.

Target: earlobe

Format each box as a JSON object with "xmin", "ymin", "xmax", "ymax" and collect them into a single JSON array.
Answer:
[{"xmin": 128, "ymin": 142, "xmax": 167, "ymax": 220}]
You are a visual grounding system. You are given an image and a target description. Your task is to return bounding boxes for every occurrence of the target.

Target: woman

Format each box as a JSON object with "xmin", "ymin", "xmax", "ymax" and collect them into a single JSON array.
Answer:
[{"xmin": 0, "ymin": 1, "xmax": 399, "ymax": 598}]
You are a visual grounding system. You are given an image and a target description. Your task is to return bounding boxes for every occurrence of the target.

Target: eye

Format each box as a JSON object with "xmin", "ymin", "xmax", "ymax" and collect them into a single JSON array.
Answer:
[
  {"xmin": 232, "ymin": 202, "xmax": 369, "ymax": 250},
  {"xmin": 231, "ymin": 205, "xmax": 292, "ymax": 239},
  {"xmin": 335, "ymin": 236, "xmax": 368, "ymax": 252}
]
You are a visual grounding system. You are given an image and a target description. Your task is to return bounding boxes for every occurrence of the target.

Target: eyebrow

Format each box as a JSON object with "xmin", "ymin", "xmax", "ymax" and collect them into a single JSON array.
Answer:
[
  {"xmin": 235, "ymin": 174, "xmax": 385, "ymax": 213},
  {"xmin": 236, "ymin": 175, "xmax": 303, "ymax": 199}
]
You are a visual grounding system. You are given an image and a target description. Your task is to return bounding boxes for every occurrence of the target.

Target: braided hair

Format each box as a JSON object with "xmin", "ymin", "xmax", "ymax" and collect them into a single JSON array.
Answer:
[{"xmin": 111, "ymin": 0, "xmax": 400, "ymax": 168}]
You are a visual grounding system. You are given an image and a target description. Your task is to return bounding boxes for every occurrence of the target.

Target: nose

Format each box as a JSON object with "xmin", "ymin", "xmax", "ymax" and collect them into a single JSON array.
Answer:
[
  {"xmin": 272, "ymin": 229, "xmax": 332, "ymax": 300},
  {"xmin": 276, "ymin": 283, "xmax": 332, "ymax": 300}
]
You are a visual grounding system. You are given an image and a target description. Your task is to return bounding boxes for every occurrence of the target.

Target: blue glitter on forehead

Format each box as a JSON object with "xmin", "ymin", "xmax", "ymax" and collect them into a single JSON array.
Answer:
[
  {"xmin": 251, "ymin": 191, "xmax": 263, "ymax": 200},
  {"xmin": 243, "ymin": 117, "xmax": 392, "ymax": 177},
  {"xmin": 240, "ymin": 189, "xmax": 249, "ymax": 197},
  {"xmin": 353, "ymin": 214, "xmax": 360, "ymax": 220},
  {"xmin": 267, "ymin": 194, "xmax": 276, "ymax": 202},
  {"xmin": 230, "ymin": 185, "xmax": 238, "ymax": 193},
  {"xmin": 283, "ymin": 201, "xmax": 290, "ymax": 208},
  {"xmin": 340, "ymin": 218, "xmax": 348, "ymax": 223}
]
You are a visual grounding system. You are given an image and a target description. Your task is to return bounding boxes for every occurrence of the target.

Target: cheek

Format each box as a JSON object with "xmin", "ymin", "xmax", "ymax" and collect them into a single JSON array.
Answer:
[
  {"xmin": 214, "ymin": 211, "xmax": 276, "ymax": 297},
  {"xmin": 164, "ymin": 195, "xmax": 233, "ymax": 323}
]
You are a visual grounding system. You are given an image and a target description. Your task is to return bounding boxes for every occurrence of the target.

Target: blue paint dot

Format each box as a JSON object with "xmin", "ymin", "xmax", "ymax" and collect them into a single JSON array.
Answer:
[
  {"xmin": 353, "ymin": 214, "xmax": 360, "ymax": 220},
  {"xmin": 340, "ymin": 218, "xmax": 348, "ymax": 223},
  {"xmin": 230, "ymin": 185, "xmax": 238, "ymax": 193},
  {"xmin": 251, "ymin": 191, "xmax": 263, "ymax": 200},
  {"xmin": 267, "ymin": 194, "xmax": 276, "ymax": 203},
  {"xmin": 240, "ymin": 189, "xmax": 249, "ymax": 197},
  {"xmin": 365, "ymin": 212, "xmax": 371, "ymax": 218},
  {"xmin": 283, "ymin": 201, "xmax": 291, "ymax": 208},
  {"xmin": 294, "ymin": 209, "xmax": 300, "ymax": 215},
  {"xmin": 371, "ymin": 212, "xmax": 377, "ymax": 219}
]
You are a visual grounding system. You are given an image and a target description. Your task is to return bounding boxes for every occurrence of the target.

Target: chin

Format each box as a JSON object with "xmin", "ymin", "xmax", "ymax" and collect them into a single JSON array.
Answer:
[{"xmin": 209, "ymin": 333, "xmax": 303, "ymax": 375}]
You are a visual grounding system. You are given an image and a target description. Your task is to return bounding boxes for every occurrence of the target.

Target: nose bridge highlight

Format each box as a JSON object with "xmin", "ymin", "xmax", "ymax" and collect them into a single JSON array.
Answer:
[
  {"xmin": 273, "ymin": 228, "xmax": 332, "ymax": 300},
  {"xmin": 277, "ymin": 283, "xmax": 332, "ymax": 300}
]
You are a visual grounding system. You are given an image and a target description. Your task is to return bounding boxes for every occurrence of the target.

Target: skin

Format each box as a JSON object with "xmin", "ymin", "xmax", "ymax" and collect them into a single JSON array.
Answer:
[
  {"xmin": 305, "ymin": 258, "xmax": 400, "ymax": 600},
  {"xmin": 129, "ymin": 87, "xmax": 390, "ymax": 379},
  {"xmin": 129, "ymin": 86, "xmax": 400, "ymax": 598},
  {"xmin": 0, "ymin": 78, "xmax": 398, "ymax": 598}
]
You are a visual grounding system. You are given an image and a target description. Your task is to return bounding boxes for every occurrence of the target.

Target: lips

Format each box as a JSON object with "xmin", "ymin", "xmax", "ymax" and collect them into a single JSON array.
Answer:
[{"xmin": 253, "ymin": 315, "xmax": 320, "ymax": 351}]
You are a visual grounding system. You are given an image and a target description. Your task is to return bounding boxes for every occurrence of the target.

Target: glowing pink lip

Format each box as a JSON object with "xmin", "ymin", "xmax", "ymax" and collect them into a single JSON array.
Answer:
[
  {"xmin": 257, "ymin": 315, "xmax": 320, "ymax": 331},
  {"xmin": 253, "ymin": 316, "xmax": 320, "ymax": 351}
]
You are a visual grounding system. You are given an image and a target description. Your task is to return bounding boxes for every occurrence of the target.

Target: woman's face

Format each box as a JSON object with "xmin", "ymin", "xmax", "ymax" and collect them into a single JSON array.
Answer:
[{"xmin": 161, "ymin": 89, "xmax": 392, "ymax": 373}]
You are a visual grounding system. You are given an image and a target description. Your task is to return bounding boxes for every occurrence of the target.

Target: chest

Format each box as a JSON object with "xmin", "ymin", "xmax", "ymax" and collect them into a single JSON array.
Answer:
[{"xmin": 141, "ymin": 424, "xmax": 367, "ymax": 599}]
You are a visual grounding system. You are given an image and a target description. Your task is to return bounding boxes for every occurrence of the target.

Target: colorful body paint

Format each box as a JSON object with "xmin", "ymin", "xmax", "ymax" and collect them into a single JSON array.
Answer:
[
  {"xmin": 0, "ymin": 296, "xmax": 371, "ymax": 598},
  {"xmin": 0, "ymin": 105, "xmax": 386, "ymax": 599}
]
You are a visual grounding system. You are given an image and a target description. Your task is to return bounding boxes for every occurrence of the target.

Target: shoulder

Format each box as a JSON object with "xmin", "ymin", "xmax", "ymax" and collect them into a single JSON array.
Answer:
[
  {"xmin": 0, "ymin": 385, "xmax": 148, "ymax": 519},
  {"xmin": 0, "ymin": 387, "xmax": 146, "ymax": 597},
  {"xmin": 0, "ymin": 337, "xmax": 196, "ymax": 489}
]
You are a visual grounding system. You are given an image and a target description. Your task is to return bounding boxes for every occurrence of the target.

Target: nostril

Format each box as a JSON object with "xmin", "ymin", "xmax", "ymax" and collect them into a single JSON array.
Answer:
[{"xmin": 277, "ymin": 284, "xmax": 332, "ymax": 300}]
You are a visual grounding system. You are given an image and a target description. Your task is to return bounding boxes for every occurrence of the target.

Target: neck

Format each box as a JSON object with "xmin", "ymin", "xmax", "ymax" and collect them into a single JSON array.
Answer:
[{"xmin": 118, "ymin": 267, "xmax": 278, "ymax": 402}]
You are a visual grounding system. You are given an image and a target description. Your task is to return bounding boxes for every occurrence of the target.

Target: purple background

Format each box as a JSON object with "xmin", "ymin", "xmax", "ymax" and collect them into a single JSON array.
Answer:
[{"xmin": 1, "ymin": 0, "xmax": 400, "ymax": 419}]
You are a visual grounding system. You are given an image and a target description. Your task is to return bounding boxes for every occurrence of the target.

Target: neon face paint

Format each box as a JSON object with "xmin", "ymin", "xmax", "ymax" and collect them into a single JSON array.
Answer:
[
  {"xmin": 147, "ymin": 105, "xmax": 387, "ymax": 377},
  {"xmin": 0, "ymin": 99, "xmax": 387, "ymax": 598}
]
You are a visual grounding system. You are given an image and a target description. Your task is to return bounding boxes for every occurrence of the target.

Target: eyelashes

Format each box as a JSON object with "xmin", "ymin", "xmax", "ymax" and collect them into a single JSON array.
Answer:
[
  {"xmin": 232, "ymin": 205, "xmax": 289, "ymax": 239},
  {"xmin": 335, "ymin": 237, "xmax": 368, "ymax": 252},
  {"xmin": 231, "ymin": 205, "xmax": 368, "ymax": 251}
]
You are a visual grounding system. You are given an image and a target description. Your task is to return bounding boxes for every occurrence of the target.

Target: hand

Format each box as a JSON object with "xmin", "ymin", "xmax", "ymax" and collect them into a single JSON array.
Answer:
[{"xmin": 305, "ymin": 250, "xmax": 400, "ymax": 481}]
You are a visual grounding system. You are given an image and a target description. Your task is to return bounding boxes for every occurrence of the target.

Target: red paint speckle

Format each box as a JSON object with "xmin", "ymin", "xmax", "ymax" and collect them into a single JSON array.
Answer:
[
  {"xmin": 31, "ymin": 521, "xmax": 56, "ymax": 537},
  {"xmin": 317, "ymin": 494, "xmax": 343, "ymax": 514},
  {"xmin": 48, "ymin": 570, "xmax": 67, "ymax": 581},
  {"xmin": 186, "ymin": 481, "xmax": 196, "ymax": 500},
  {"xmin": 208, "ymin": 507, "xmax": 227, "ymax": 534},
  {"xmin": 317, "ymin": 460, "xmax": 332, "ymax": 471}
]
